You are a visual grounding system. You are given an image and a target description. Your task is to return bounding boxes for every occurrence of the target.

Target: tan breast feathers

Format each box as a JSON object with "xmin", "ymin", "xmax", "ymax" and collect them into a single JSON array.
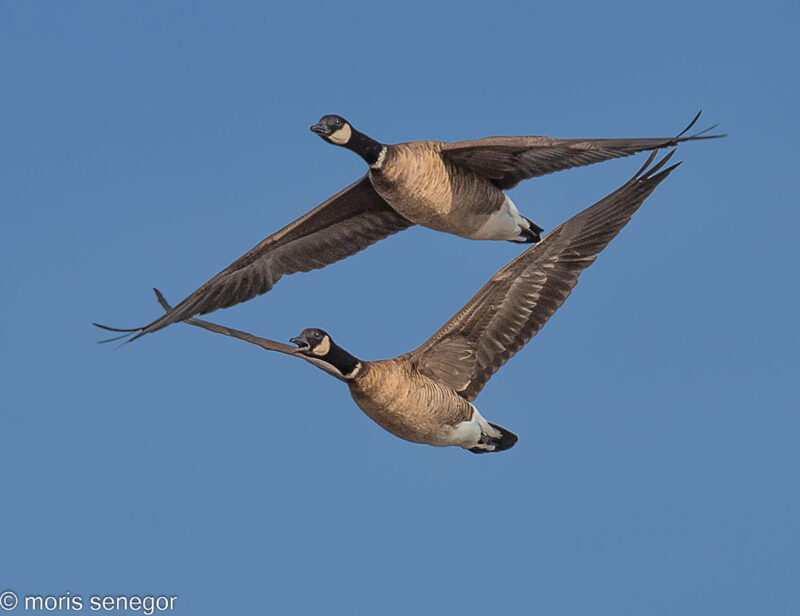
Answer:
[
  {"xmin": 369, "ymin": 143, "xmax": 505, "ymax": 237},
  {"xmin": 348, "ymin": 359, "xmax": 473, "ymax": 445}
]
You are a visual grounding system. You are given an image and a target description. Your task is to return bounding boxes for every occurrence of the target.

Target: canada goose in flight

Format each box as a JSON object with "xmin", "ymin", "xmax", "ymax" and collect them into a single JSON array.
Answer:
[
  {"xmin": 147, "ymin": 151, "xmax": 678, "ymax": 453},
  {"xmin": 95, "ymin": 113, "xmax": 720, "ymax": 343}
]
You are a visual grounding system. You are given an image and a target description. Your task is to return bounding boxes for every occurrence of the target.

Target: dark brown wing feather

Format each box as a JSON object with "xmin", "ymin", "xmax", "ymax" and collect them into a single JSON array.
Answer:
[
  {"xmin": 111, "ymin": 176, "xmax": 412, "ymax": 341},
  {"xmin": 151, "ymin": 289, "xmax": 347, "ymax": 380},
  {"xmin": 412, "ymin": 151, "xmax": 679, "ymax": 401},
  {"xmin": 440, "ymin": 112, "xmax": 720, "ymax": 189}
]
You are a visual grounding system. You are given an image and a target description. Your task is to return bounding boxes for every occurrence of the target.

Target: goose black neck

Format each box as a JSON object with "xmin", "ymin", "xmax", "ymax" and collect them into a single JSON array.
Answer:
[
  {"xmin": 323, "ymin": 342, "xmax": 361, "ymax": 378},
  {"xmin": 345, "ymin": 128, "xmax": 384, "ymax": 166}
]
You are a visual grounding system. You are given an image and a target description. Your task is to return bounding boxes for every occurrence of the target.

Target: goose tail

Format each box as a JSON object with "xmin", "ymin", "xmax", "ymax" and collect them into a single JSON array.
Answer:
[{"xmin": 468, "ymin": 422, "xmax": 518, "ymax": 454}]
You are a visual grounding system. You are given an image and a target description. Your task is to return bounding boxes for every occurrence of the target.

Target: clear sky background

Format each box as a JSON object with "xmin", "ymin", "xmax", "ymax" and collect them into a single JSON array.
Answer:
[{"xmin": 1, "ymin": 1, "xmax": 797, "ymax": 615}]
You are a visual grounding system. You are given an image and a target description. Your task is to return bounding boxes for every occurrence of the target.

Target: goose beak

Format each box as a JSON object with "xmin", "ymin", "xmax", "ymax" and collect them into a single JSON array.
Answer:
[
  {"xmin": 290, "ymin": 336, "xmax": 310, "ymax": 351},
  {"xmin": 310, "ymin": 123, "xmax": 329, "ymax": 136}
]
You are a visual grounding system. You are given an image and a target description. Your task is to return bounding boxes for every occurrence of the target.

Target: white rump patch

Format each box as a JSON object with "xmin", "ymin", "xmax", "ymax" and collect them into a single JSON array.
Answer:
[
  {"xmin": 449, "ymin": 405, "xmax": 499, "ymax": 449},
  {"xmin": 328, "ymin": 123, "xmax": 352, "ymax": 145},
  {"xmin": 472, "ymin": 194, "xmax": 529, "ymax": 241}
]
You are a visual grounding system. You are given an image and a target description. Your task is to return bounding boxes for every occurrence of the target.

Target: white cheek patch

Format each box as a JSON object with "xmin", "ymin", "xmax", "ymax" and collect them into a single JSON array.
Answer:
[
  {"xmin": 328, "ymin": 124, "xmax": 352, "ymax": 145},
  {"xmin": 312, "ymin": 335, "xmax": 331, "ymax": 356}
]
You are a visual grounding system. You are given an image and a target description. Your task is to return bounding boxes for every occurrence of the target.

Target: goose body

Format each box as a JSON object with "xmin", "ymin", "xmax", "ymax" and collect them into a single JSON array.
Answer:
[
  {"xmin": 95, "ymin": 113, "xmax": 720, "ymax": 343},
  {"xmin": 368, "ymin": 142, "xmax": 526, "ymax": 240},
  {"xmin": 347, "ymin": 359, "xmax": 489, "ymax": 448},
  {"xmin": 148, "ymin": 151, "xmax": 679, "ymax": 454}
]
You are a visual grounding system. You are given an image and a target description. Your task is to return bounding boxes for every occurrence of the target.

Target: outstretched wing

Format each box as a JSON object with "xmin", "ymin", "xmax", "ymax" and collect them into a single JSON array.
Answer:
[
  {"xmin": 440, "ymin": 111, "xmax": 719, "ymax": 189},
  {"xmin": 150, "ymin": 289, "xmax": 348, "ymax": 381},
  {"xmin": 412, "ymin": 151, "xmax": 679, "ymax": 401},
  {"xmin": 97, "ymin": 176, "xmax": 412, "ymax": 342}
]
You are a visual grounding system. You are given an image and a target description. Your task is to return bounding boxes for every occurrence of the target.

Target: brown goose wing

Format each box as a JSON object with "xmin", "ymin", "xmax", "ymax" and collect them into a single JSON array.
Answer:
[
  {"xmin": 411, "ymin": 151, "xmax": 679, "ymax": 401},
  {"xmin": 100, "ymin": 176, "xmax": 412, "ymax": 341},
  {"xmin": 149, "ymin": 289, "xmax": 348, "ymax": 380},
  {"xmin": 440, "ymin": 112, "xmax": 720, "ymax": 190}
]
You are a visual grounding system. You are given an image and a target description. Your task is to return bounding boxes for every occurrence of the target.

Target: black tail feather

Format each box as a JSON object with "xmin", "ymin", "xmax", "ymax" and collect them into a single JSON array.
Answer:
[
  {"xmin": 509, "ymin": 217, "xmax": 543, "ymax": 244},
  {"xmin": 468, "ymin": 423, "xmax": 518, "ymax": 454}
]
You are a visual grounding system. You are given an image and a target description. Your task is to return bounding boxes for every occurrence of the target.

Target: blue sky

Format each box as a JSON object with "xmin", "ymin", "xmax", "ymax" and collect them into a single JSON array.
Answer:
[{"xmin": 1, "ymin": 1, "xmax": 797, "ymax": 614}]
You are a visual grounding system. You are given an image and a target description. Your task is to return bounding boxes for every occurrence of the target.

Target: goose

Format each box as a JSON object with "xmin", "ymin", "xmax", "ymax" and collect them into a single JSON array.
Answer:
[
  {"xmin": 95, "ymin": 113, "xmax": 719, "ymax": 343},
  {"xmin": 146, "ymin": 151, "xmax": 678, "ymax": 453}
]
